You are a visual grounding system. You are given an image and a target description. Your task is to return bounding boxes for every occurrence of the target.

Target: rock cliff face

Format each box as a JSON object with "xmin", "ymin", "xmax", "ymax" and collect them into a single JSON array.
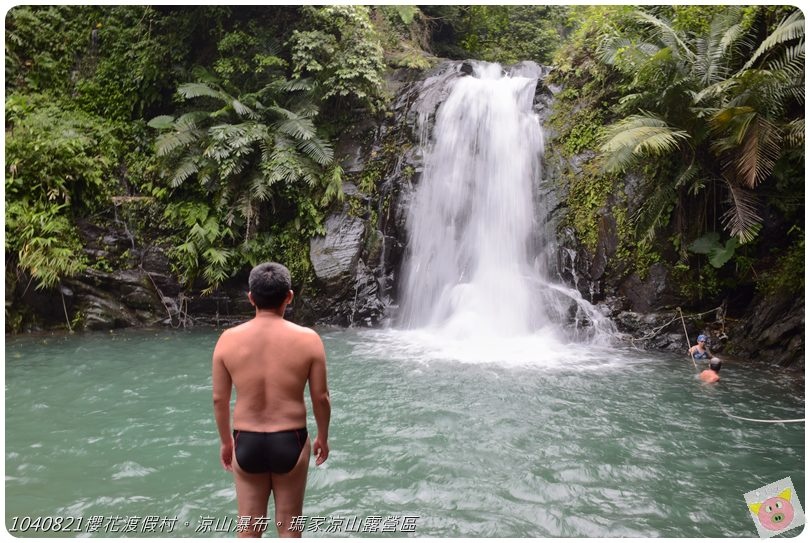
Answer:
[{"xmin": 300, "ymin": 60, "xmax": 488, "ymax": 326}]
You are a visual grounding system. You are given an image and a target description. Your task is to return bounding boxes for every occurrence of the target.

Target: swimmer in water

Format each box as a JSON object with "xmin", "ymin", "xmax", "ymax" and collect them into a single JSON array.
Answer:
[
  {"xmin": 689, "ymin": 334, "xmax": 713, "ymax": 362},
  {"xmin": 699, "ymin": 358, "xmax": 722, "ymax": 383}
]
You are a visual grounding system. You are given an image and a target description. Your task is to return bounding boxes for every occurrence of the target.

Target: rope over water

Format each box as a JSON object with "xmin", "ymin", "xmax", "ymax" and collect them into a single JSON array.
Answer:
[
  {"xmin": 677, "ymin": 307, "xmax": 697, "ymax": 370},
  {"xmin": 715, "ymin": 405, "xmax": 805, "ymax": 424},
  {"xmin": 629, "ymin": 305, "xmax": 724, "ymax": 347}
]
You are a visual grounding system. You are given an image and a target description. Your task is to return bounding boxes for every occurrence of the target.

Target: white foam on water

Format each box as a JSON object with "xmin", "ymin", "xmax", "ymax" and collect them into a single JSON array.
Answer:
[
  {"xmin": 110, "ymin": 461, "xmax": 156, "ymax": 480},
  {"xmin": 353, "ymin": 328, "xmax": 632, "ymax": 370}
]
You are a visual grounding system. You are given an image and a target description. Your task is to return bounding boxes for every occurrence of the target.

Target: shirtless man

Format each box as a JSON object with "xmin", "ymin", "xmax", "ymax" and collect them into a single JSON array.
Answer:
[
  {"xmin": 212, "ymin": 262, "xmax": 331, "ymax": 538},
  {"xmin": 699, "ymin": 358, "xmax": 722, "ymax": 383}
]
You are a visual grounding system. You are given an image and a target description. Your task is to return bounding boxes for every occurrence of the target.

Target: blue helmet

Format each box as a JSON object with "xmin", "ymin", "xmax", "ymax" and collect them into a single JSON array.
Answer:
[{"xmin": 697, "ymin": 334, "xmax": 707, "ymax": 342}]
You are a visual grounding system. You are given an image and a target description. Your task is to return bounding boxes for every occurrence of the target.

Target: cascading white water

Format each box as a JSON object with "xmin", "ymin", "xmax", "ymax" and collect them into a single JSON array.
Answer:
[{"xmin": 398, "ymin": 61, "xmax": 615, "ymax": 348}]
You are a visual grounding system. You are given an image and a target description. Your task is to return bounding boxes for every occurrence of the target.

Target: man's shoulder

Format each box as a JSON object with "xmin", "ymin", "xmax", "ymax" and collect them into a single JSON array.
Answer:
[
  {"xmin": 283, "ymin": 321, "xmax": 321, "ymax": 339},
  {"xmin": 220, "ymin": 321, "xmax": 250, "ymax": 337},
  {"xmin": 284, "ymin": 320, "xmax": 318, "ymax": 336}
]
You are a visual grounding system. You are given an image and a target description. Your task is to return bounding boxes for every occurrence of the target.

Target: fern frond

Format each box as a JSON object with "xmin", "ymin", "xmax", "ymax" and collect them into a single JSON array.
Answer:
[
  {"xmin": 297, "ymin": 137, "xmax": 334, "ymax": 166},
  {"xmin": 276, "ymin": 116, "xmax": 316, "ymax": 141},
  {"xmin": 171, "ymin": 156, "xmax": 200, "ymax": 187}
]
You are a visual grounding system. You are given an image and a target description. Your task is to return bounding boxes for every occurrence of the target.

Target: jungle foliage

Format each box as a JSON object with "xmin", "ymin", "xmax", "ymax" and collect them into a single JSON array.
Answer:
[
  {"xmin": 4, "ymin": 4, "xmax": 804, "ymax": 323},
  {"xmin": 5, "ymin": 5, "xmax": 390, "ymax": 297},
  {"xmin": 548, "ymin": 5, "xmax": 804, "ymax": 301}
]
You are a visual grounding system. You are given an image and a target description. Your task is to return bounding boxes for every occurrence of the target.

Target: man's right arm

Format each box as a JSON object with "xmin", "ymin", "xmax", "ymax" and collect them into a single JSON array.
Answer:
[{"xmin": 308, "ymin": 333, "xmax": 331, "ymax": 465}]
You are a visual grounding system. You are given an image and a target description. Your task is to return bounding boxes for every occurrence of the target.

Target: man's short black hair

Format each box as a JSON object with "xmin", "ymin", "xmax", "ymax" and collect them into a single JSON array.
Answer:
[
  {"xmin": 249, "ymin": 262, "xmax": 291, "ymax": 309},
  {"xmin": 710, "ymin": 360, "xmax": 722, "ymax": 372}
]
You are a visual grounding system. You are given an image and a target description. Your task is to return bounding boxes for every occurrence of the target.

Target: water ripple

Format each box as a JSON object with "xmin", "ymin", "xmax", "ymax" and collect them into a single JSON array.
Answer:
[{"xmin": 5, "ymin": 328, "xmax": 805, "ymax": 538}]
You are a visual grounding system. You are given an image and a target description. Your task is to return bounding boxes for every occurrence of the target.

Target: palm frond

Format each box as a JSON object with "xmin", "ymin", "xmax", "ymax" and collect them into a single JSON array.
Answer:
[
  {"xmin": 718, "ymin": 21, "xmax": 746, "ymax": 59},
  {"xmin": 221, "ymin": 157, "xmax": 250, "ymax": 179},
  {"xmin": 709, "ymin": 106, "xmax": 757, "ymax": 147},
  {"xmin": 697, "ymin": 9, "xmax": 744, "ymax": 86},
  {"xmin": 177, "ymin": 82, "xmax": 231, "ymax": 103},
  {"xmin": 634, "ymin": 10, "xmax": 696, "ymax": 64},
  {"xmin": 276, "ymin": 77, "xmax": 315, "ymax": 93},
  {"xmin": 248, "ymin": 173, "xmax": 276, "ymax": 202},
  {"xmin": 267, "ymin": 105, "xmax": 298, "ymax": 121},
  {"xmin": 742, "ymin": 10, "xmax": 804, "ymax": 70},
  {"xmin": 175, "ymin": 111, "xmax": 210, "ymax": 127},
  {"xmin": 293, "ymin": 101, "xmax": 320, "ymax": 119},
  {"xmin": 674, "ymin": 163, "xmax": 703, "ymax": 194},
  {"xmin": 231, "ymin": 99, "xmax": 258, "ymax": 120},
  {"xmin": 598, "ymin": 36, "xmax": 633, "ymax": 65},
  {"xmin": 691, "ymin": 78, "xmax": 739, "ymax": 105},
  {"xmin": 784, "ymin": 118, "xmax": 804, "ymax": 147},
  {"xmin": 734, "ymin": 115, "xmax": 782, "ymax": 188},
  {"xmin": 765, "ymin": 41, "xmax": 805, "ymax": 80},
  {"xmin": 155, "ymin": 128, "xmax": 201, "ymax": 157},
  {"xmin": 171, "ymin": 156, "xmax": 200, "ymax": 187},
  {"xmin": 633, "ymin": 181, "xmax": 678, "ymax": 243},
  {"xmin": 601, "ymin": 114, "xmax": 690, "ymax": 172},
  {"xmin": 721, "ymin": 179, "xmax": 762, "ymax": 243}
]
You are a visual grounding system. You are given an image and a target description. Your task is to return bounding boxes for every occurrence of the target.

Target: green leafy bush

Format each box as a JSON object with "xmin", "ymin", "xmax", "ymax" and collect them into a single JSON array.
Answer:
[
  {"xmin": 151, "ymin": 29, "xmax": 344, "ymax": 291},
  {"xmin": 5, "ymin": 93, "xmax": 124, "ymax": 289},
  {"xmin": 6, "ymin": 93, "xmax": 122, "ymax": 211},
  {"xmin": 289, "ymin": 6, "xmax": 386, "ymax": 113},
  {"xmin": 5, "ymin": 202, "xmax": 86, "ymax": 290}
]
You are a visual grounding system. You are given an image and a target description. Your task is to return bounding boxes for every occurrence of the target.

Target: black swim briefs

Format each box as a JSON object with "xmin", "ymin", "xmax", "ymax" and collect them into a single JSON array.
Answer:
[{"xmin": 233, "ymin": 428, "xmax": 308, "ymax": 474}]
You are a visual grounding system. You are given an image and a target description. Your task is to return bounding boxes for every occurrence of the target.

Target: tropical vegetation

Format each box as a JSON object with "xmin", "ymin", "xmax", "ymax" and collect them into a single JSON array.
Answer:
[
  {"xmin": 5, "ymin": 5, "xmax": 804, "ymax": 331},
  {"xmin": 548, "ymin": 5, "xmax": 803, "ymax": 304}
]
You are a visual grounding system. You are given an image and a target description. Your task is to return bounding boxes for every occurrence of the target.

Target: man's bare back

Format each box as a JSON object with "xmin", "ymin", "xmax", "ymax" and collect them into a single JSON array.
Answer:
[
  {"xmin": 218, "ymin": 316, "xmax": 318, "ymax": 432},
  {"xmin": 212, "ymin": 262, "xmax": 330, "ymax": 538}
]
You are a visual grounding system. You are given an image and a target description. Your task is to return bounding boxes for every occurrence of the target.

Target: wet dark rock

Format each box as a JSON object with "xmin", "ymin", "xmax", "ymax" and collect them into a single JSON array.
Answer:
[
  {"xmin": 81, "ymin": 294, "xmax": 140, "ymax": 330},
  {"xmin": 617, "ymin": 264, "xmax": 672, "ymax": 313},
  {"xmin": 613, "ymin": 310, "xmax": 685, "ymax": 351},
  {"xmin": 590, "ymin": 212, "xmax": 617, "ymax": 282},
  {"xmin": 310, "ymin": 211, "xmax": 367, "ymax": 290},
  {"xmin": 335, "ymin": 118, "xmax": 377, "ymax": 174},
  {"xmin": 731, "ymin": 293, "xmax": 804, "ymax": 368}
]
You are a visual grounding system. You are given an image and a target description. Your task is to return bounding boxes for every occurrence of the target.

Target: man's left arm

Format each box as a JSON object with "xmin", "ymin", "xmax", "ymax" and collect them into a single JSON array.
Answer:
[{"xmin": 212, "ymin": 334, "xmax": 233, "ymax": 471}]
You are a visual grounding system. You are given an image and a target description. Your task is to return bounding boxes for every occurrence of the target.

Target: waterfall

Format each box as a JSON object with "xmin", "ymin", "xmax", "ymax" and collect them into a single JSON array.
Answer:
[{"xmin": 398, "ymin": 61, "xmax": 614, "ymax": 344}]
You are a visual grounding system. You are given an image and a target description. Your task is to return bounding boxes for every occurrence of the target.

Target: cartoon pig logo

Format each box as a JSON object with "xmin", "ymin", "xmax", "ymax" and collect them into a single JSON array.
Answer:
[{"xmin": 749, "ymin": 488, "xmax": 795, "ymax": 532}]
